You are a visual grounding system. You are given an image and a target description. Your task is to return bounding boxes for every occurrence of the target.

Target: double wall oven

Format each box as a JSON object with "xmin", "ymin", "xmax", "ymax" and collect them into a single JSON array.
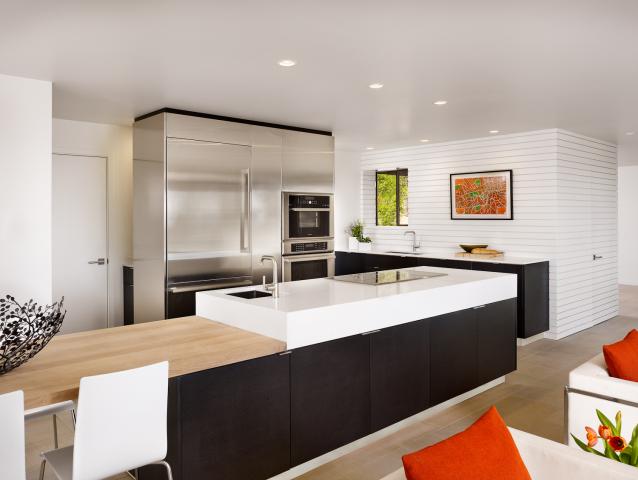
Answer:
[{"xmin": 282, "ymin": 192, "xmax": 335, "ymax": 282}]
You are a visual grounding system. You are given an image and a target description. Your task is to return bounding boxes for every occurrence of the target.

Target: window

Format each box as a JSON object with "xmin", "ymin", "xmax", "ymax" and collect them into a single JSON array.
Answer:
[{"xmin": 376, "ymin": 169, "xmax": 408, "ymax": 226}]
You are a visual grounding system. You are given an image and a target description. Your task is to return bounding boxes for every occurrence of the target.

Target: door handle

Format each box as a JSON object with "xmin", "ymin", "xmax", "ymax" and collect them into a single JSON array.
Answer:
[
  {"xmin": 593, "ymin": 255, "xmax": 603, "ymax": 261},
  {"xmin": 88, "ymin": 258, "xmax": 106, "ymax": 265}
]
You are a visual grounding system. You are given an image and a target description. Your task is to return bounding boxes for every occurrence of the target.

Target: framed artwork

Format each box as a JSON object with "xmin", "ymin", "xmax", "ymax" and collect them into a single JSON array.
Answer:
[{"xmin": 450, "ymin": 170, "xmax": 513, "ymax": 220}]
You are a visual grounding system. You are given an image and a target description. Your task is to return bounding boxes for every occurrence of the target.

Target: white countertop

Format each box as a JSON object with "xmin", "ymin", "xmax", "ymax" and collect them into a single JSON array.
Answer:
[
  {"xmin": 338, "ymin": 249, "xmax": 549, "ymax": 265},
  {"xmin": 196, "ymin": 266, "xmax": 518, "ymax": 349}
]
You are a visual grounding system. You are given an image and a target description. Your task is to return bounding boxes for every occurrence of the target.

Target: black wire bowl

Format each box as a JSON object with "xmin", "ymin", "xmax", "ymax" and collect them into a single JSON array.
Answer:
[{"xmin": 0, "ymin": 295, "xmax": 65, "ymax": 375}]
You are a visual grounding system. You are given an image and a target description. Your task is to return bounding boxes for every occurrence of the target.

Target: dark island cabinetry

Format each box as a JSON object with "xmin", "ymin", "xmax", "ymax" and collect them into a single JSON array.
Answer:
[
  {"xmin": 141, "ymin": 300, "xmax": 516, "ymax": 480},
  {"xmin": 139, "ymin": 354, "xmax": 291, "ymax": 480},
  {"xmin": 290, "ymin": 334, "xmax": 371, "ymax": 465},
  {"xmin": 370, "ymin": 319, "xmax": 429, "ymax": 432}
]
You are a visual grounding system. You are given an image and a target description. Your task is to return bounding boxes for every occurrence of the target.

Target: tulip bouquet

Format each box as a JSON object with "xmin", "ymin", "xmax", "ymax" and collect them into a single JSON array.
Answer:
[{"xmin": 571, "ymin": 409, "xmax": 638, "ymax": 467}]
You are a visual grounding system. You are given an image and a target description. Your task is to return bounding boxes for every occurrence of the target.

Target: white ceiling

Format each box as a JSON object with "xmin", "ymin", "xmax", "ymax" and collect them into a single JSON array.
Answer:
[{"xmin": 1, "ymin": 0, "xmax": 637, "ymax": 160}]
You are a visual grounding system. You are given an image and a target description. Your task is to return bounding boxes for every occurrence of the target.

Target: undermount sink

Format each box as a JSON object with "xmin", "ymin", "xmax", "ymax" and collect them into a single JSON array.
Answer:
[
  {"xmin": 385, "ymin": 250, "xmax": 426, "ymax": 256},
  {"xmin": 226, "ymin": 290, "xmax": 272, "ymax": 299}
]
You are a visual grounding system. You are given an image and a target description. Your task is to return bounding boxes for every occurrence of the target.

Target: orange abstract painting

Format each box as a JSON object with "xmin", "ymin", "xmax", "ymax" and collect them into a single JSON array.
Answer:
[{"xmin": 450, "ymin": 170, "xmax": 512, "ymax": 219}]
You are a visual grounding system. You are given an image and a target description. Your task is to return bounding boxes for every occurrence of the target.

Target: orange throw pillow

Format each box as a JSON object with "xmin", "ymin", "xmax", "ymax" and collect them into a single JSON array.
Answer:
[
  {"xmin": 603, "ymin": 329, "xmax": 638, "ymax": 381},
  {"xmin": 402, "ymin": 406, "xmax": 531, "ymax": 480}
]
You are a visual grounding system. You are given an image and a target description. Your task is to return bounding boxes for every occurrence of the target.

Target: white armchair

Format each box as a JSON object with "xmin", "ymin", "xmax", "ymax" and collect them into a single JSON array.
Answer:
[
  {"xmin": 566, "ymin": 353, "xmax": 638, "ymax": 447},
  {"xmin": 380, "ymin": 427, "xmax": 636, "ymax": 480}
]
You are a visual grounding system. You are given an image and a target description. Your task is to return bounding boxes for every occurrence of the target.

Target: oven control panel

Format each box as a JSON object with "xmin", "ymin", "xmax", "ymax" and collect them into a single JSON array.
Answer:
[
  {"xmin": 289, "ymin": 195, "xmax": 331, "ymax": 209},
  {"xmin": 290, "ymin": 241, "xmax": 329, "ymax": 253}
]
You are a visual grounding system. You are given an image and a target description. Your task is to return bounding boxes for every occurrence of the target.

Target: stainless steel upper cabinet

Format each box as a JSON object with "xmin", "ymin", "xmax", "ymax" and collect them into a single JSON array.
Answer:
[
  {"xmin": 166, "ymin": 138, "xmax": 252, "ymax": 285},
  {"xmin": 166, "ymin": 113, "xmax": 251, "ymax": 145},
  {"xmin": 282, "ymin": 131, "xmax": 334, "ymax": 193}
]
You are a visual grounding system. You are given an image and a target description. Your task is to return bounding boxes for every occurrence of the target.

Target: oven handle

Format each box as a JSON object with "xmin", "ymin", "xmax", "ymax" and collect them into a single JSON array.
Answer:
[
  {"xmin": 283, "ymin": 253, "xmax": 336, "ymax": 263},
  {"xmin": 290, "ymin": 207, "xmax": 331, "ymax": 212}
]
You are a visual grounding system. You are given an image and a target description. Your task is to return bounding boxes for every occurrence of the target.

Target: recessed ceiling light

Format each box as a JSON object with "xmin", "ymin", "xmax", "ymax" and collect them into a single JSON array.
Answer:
[
  {"xmin": 369, "ymin": 83, "xmax": 384, "ymax": 89},
  {"xmin": 366, "ymin": 146, "xmax": 375, "ymax": 150},
  {"xmin": 420, "ymin": 139, "xmax": 430, "ymax": 143},
  {"xmin": 627, "ymin": 131, "xmax": 636, "ymax": 136},
  {"xmin": 278, "ymin": 59, "xmax": 296, "ymax": 67},
  {"xmin": 489, "ymin": 130, "xmax": 500, "ymax": 134},
  {"xmin": 433, "ymin": 100, "xmax": 448, "ymax": 105}
]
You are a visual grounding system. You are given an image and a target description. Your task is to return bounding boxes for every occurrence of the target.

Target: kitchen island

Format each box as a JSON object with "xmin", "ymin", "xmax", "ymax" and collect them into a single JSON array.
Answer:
[{"xmin": 184, "ymin": 266, "xmax": 518, "ymax": 478}]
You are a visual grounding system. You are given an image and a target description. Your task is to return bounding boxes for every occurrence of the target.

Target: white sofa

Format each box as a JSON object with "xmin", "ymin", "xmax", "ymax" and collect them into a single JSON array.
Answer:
[
  {"xmin": 380, "ymin": 427, "xmax": 636, "ymax": 480},
  {"xmin": 567, "ymin": 353, "xmax": 638, "ymax": 448}
]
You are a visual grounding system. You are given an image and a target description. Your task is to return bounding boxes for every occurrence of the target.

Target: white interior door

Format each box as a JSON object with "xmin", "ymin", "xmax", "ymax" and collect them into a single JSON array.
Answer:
[{"xmin": 53, "ymin": 154, "xmax": 108, "ymax": 333}]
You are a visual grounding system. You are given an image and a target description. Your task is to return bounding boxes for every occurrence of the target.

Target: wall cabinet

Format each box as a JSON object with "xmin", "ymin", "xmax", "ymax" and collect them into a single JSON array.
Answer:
[
  {"xmin": 291, "ymin": 334, "xmax": 371, "ymax": 466},
  {"xmin": 370, "ymin": 319, "xmax": 429, "ymax": 432}
]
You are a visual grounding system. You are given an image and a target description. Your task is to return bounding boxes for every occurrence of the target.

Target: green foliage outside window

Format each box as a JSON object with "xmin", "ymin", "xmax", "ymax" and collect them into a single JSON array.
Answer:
[{"xmin": 376, "ymin": 169, "xmax": 408, "ymax": 226}]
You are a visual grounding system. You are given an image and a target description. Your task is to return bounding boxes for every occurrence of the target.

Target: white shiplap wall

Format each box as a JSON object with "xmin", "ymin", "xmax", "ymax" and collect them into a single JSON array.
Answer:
[{"xmin": 359, "ymin": 129, "xmax": 618, "ymax": 339}]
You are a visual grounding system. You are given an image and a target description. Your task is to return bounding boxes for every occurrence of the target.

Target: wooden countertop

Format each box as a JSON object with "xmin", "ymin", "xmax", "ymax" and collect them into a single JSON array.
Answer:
[{"xmin": 0, "ymin": 316, "xmax": 286, "ymax": 410}]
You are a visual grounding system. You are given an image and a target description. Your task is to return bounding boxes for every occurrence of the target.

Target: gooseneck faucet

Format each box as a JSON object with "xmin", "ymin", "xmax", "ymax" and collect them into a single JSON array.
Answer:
[
  {"xmin": 404, "ymin": 230, "xmax": 420, "ymax": 253},
  {"xmin": 260, "ymin": 255, "xmax": 279, "ymax": 298}
]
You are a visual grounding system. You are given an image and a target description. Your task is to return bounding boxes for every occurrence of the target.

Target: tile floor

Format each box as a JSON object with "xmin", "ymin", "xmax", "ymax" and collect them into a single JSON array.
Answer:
[{"xmin": 25, "ymin": 285, "xmax": 638, "ymax": 480}]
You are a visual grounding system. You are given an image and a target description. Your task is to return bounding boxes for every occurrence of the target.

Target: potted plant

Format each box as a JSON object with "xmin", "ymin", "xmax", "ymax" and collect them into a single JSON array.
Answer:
[{"xmin": 347, "ymin": 220, "xmax": 373, "ymax": 252}]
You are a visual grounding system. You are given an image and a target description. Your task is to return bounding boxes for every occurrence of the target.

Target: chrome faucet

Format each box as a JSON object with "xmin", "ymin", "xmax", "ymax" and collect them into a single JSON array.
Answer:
[
  {"xmin": 260, "ymin": 255, "xmax": 279, "ymax": 298},
  {"xmin": 404, "ymin": 230, "xmax": 420, "ymax": 253}
]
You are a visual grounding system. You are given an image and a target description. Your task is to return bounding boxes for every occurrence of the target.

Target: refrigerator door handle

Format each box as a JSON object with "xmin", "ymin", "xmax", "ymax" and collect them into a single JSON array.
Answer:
[{"xmin": 240, "ymin": 168, "xmax": 251, "ymax": 253}]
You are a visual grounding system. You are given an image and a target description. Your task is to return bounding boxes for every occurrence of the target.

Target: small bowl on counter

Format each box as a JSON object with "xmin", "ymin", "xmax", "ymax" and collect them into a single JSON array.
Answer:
[{"xmin": 459, "ymin": 244, "xmax": 488, "ymax": 253}]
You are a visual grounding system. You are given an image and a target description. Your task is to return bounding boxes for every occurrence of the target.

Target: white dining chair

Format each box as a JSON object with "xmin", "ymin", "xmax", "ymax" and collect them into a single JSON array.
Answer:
[
  {"xmin": 25, "ymin": 400, "xmax": 76, "ymax": 448},
  {"xmin": 0, "ymin": 390, "xmax": 26, "ymax": 480},
  {"xmin": 39, "ymin": 361, "xmax": 172, "ymax": 480}
]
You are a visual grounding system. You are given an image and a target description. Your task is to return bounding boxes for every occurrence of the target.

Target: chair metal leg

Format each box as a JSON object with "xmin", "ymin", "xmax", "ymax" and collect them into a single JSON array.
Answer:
[
  {"xmin": 39, "ymin": 459, "xmax": 46, "ymax": 480},
  {"xmin": 52, "ymin": 414, "xmax": 59, "ymax": 449},
  {"xmin": 151, "ymin": 460, "xmax": 173, "ymax": 480}
]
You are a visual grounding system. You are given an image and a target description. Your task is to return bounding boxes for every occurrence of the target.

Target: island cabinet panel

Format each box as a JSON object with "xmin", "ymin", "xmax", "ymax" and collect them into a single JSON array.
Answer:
[
  {"xmin": 416, "ymin": 257, "xmax": 471, "ymax": 270},
  {"xmin": 290, "ymin": 334, "xmax": 371, "ymax": 466},
  {"xmin": 370, "ymin": 319, "xmax": 429, "ymax": 432},
  {"xmin": 365, "ymin": 254, "xmax": 417, "ymax": 272},
  {"xmin": 335, "ymin": 251, "xmax": 365, "ymax": 275},
  {"xmin": 470, "ymin": 261, "xmax": 549, "ymax": 338},
  {"xmin": 429, "ymin": 309, "xmax": 479, "ymax": 405},
  {"xmin": 520, "ymin": 262, "xmax": 550, "ymax": 338},
  {"xmin": 179, "ymin": 354, "xmax": 291, "ymax": 480},
  {"xmin": 477, "ymin": 299, "xmax": 517, "ymax": 385}
]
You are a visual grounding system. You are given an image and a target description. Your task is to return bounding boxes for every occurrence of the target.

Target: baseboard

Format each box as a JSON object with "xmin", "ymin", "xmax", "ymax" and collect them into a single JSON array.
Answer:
[
  {"xmin": 268, "ymin": 377, "xmax": 505, "ymax": 480},
  {"xmin": 517, "ymin": 332, "xmax": 546, "ymax": 346}
]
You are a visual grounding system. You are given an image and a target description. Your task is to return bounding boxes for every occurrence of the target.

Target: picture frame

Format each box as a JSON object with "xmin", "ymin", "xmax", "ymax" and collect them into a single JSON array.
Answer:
[{"xmin": 450, "ymin": 169, "xmax": 513, "ymax": 220}]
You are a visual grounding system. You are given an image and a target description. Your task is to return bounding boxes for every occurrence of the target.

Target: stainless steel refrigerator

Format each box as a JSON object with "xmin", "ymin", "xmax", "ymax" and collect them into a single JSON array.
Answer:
[{"xmin": 133, "ymin": 110, "xmax": 334, "ymax": 322}]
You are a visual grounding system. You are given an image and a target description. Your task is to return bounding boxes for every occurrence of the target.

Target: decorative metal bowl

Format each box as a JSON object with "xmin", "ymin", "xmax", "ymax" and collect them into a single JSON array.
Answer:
[
  {"xmin": 459, "ymin": 244, "xmax": 488, "ymax": 253},
  {"xmin": 0, "ymin": 295, "xmax": 65, "ymax": 375}
]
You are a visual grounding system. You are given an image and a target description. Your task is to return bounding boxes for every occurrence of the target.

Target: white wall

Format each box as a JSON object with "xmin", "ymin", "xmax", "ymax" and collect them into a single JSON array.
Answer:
[
  {"xmin": 618, "ymin": 163, "xmax": 638, "ymax": 286},
  {"xmin": 0, "ymin": 74, "xmax": 52, "ymax": 304},
  {"xmin": 334, "ymin": 148, "xmax": 362, "ymax": 250},
  {"xmin": 53, "ymin": 119, "xmax": 133, "ymax": 327},
  {"xmin": 359, "ymin": 129, "xmax": 618, "ymax": 339}
]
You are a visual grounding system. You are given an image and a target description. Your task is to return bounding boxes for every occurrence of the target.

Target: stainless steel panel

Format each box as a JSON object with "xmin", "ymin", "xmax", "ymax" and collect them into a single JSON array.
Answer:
[
  {"xmin": 133, "ymin": 113, "xmax": 166, "ymax": 323},
  {"xmin": 282, "ymin": 131, "xmax": 334, "ymax": 193},
  {"xmin": 166, "ymin": 113, "xmax": 251, "ymax": 145},
  {"xmin": 283, "ymin": 253, "xmax": 335, "ymax": 282},
  {"xmin": 250, "ymin": 127, "xmax": 283, "ymax": 284},
  {"xmin": 167, "ymin": 278, "xmax": 253, "ymax": 293},
  {"xmin": 282, "ymin": 192, "xmax": 334, "ymax": 241},
  {"xmin": 166, "ymin": 138, "xmax": 252, "ymax": 285}
]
